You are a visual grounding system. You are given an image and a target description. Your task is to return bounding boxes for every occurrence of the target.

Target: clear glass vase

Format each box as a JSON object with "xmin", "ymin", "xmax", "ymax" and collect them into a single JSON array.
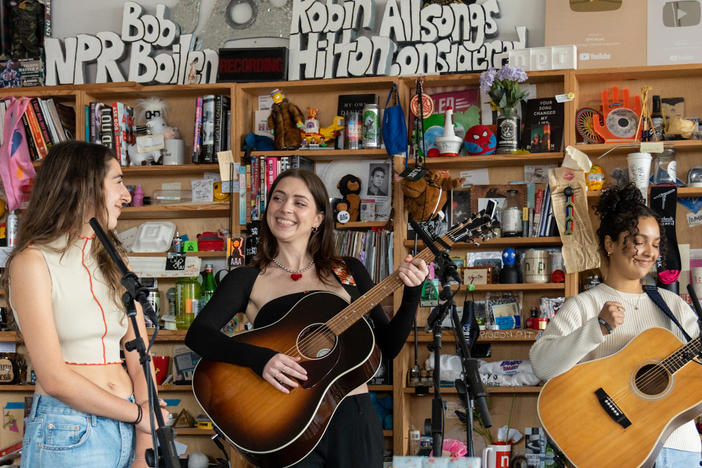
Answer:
[{"xmin": 496, "ymin": 108, "xmax": 520, "ymax": 154}]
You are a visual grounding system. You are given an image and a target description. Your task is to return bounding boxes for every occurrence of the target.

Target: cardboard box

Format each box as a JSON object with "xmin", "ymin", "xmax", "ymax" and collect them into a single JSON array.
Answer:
[
  {"xmin": 647, "ymin": 0, "xmax": 702, "ymax": 65},
  {"xmin": 545, "ymin": 0, "xmax": 646, "ymax": 69}
]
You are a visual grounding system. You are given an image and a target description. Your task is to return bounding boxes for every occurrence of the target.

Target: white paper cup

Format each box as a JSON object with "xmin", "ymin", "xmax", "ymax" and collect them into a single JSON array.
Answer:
[
  {"xmin": 691, "ymin": 267, "xmax": 702, "ymax": 301},
  {"xmin": 627, "ymin": 152, "xmax": 652, "ymax": 202},
  {"xmin": 163, "ymin": 139, "xmax": 185, "ymax": 165}
]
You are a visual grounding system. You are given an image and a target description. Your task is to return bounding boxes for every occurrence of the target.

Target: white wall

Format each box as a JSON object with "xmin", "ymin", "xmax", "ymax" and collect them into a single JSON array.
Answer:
[{"xmin": 51, "ymin": 0, "xmax": 546, "ymax": 48}]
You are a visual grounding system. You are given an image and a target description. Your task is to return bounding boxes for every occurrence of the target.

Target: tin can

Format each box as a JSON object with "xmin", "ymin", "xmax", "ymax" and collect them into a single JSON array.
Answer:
[
  {"xmin": 7, "ymin": 211, "xmax": 18, "ymax": 248},
  {"xmin": 362, "ymin": 103, "xmax": 379, "ymax": 148},
  {"xmin": 345, "ymin": 112, "xmax": 361, "ymax": 150}
]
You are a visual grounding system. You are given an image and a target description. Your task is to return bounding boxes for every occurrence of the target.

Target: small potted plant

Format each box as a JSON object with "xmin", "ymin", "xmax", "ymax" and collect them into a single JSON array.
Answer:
[{"xmin": 480, "ymin": 65, "xmax": 528, "ymax": 154}]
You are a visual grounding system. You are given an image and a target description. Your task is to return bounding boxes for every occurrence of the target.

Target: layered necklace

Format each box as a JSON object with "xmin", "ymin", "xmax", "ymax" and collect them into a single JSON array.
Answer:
[{"xmin": 272, "ymin": 258, "xmax": 315, "ymax": 281}]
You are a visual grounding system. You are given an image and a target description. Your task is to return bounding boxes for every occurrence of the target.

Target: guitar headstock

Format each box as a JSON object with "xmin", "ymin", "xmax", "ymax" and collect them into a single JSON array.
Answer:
[{"xmin": 443, "ymin": 209, "xmax": 500, "ymax": 247}]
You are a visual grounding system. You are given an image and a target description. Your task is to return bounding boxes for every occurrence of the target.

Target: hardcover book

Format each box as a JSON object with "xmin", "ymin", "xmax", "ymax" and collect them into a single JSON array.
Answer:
[{"xmin": 522, "ymin": 97, "xmax": 564, "ymax": 153}]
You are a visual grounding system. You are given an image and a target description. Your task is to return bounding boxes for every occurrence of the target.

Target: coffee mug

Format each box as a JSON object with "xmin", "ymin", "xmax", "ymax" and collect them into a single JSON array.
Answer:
[
  {"xmin": 163, "ymin": 139, "xmax": 185, "ymax": 165},
  {"xmin": 152, "ymin": 355, "xmax": 170, "ymax": 385},
  {"xmin": 482, "ymin": 443, "xmax": 511, "ymax": 468}
]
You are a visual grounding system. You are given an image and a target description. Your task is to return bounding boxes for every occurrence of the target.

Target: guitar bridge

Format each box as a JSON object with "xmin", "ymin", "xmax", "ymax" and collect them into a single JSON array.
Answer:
[{"xmin": 595, "ymin": 388, "xmax": 631, "ymax": 428}]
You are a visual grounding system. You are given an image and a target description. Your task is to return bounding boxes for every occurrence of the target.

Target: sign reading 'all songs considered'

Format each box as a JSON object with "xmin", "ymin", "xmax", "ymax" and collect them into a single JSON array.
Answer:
[
  {"xmin": 288, "ymin": 0, "xmax": 528, "ymax": 80},
  {"xmin": 44, "ymin": 2, "xmax": 218, "ymax": 86}
]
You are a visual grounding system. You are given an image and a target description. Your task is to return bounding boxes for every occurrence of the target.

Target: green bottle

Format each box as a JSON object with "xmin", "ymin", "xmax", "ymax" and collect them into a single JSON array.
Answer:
[
  {"xmin": 176, "ymin": 276, "xmax": 201, "ymax": 330},
  {"xmin": 201, "ymin": 263, "xmax": 217, "ymax": 308}
]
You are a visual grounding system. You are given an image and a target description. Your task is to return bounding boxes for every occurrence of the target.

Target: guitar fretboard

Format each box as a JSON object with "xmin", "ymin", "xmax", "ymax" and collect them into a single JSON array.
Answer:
[
  {"xmin": 326, "ymin": 213, "xmax": 493, "ymax": 336},
  {"xmin": 662, "ymin": 337, "xmax": 702, "ymax": 374}
]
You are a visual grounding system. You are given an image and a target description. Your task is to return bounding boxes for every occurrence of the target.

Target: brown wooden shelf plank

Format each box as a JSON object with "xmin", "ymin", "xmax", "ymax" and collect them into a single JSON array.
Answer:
[
  {"xmin": 421, "ymin": 153, "xmax": 564, "ymax": 168},
  {"xmin": 120, "ymin": 203, "xmax": 229, "ymax": 219},
  {"xmin": 174, "ymin": 428, "xmax": 215, "ymax": 436},
  {"xmin": 368, "ymin": 385, "xmax": 393, "ymax": 391},
  {"xmin": 336, "ymin": 221, "xmax": 390, "ymax": 230},
  {"xmin": 250, "ymin": 149, "xmax": 387, "ymax": 160},
  {"xmin": 147, "ymin": 329, "xmax": 188, "ymax": 342},
  {"xmin": 122, "ymin": 164, "xmax": 220, "ymax": 177}
]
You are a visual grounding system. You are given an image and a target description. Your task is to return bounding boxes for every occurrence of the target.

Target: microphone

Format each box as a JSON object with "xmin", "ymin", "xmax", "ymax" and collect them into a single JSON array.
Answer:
[{"xmin": 462, "ymin": 300, "xmax": 479, "ymax": 351}]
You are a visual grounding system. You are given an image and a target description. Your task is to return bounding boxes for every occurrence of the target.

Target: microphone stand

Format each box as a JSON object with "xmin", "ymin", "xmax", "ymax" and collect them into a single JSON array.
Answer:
[
  {"xmin": 410, "ymin": 216, "xmax": 462, "ymax": 458},
  {"xmin": 450, "ymin": 300, "xmax": 491, "ymax": 457},
  {"xmin": 89, "ymin": 218, "xmax": 180, "ymax": 468}
]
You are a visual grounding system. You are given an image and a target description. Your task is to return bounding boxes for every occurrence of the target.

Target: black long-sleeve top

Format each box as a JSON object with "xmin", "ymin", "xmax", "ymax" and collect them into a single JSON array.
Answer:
[{"xmin": 185, "ymin": 256, "xmax": 421, "ymax": 377}]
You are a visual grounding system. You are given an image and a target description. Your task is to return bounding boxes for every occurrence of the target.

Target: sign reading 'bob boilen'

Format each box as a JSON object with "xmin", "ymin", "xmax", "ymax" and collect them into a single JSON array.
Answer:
[{"xmin": 44, "ymin": 2, "xmax": 218, "ymax": 86}]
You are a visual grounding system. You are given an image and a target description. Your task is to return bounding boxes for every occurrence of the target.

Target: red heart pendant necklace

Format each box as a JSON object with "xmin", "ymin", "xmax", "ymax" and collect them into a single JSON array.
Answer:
[{"xmin": 272, "ymin": 258, "xmax": 315, "ymax": 281}]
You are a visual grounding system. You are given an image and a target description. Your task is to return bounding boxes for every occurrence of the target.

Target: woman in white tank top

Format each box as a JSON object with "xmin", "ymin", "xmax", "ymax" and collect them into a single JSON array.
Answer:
[{"xmin": 4, "ymin": 141, "xmax": 169, "ymax": 468}]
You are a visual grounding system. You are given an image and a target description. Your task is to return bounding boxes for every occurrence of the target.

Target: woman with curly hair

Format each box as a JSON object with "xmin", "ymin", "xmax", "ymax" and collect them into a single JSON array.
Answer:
[{"xmin": 529, "ymin": 183, "xmax": 700, "ymax": 467}]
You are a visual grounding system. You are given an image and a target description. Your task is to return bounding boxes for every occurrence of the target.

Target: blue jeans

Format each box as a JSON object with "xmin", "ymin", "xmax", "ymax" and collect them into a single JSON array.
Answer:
[
  {"xmin": 21, "ymin": 393, "xmax": 135, "ymax": 468},
  {"xmin": 654, "ymin": 447, "xmax": 701, "ymax": 468}
]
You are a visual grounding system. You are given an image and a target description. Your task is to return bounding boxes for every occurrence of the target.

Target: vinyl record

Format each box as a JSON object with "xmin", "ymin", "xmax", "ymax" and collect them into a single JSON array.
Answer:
[{"xmin": 605, "ymin": 107, "xmax": 638, "ymax": 138}]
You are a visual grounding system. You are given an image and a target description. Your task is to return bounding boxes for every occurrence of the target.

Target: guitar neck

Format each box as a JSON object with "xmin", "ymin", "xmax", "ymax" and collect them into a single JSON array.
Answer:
[
  {"xmin": 327, "ymin": 247, "xmax": 435, "ymax": 336},
  {"xmin": 663, "ymin": 336, "xmax": 702, "ymax": 374},
  {"xmin": 325, "ymin": 211, "xmax": 494, "ymax": 336}
]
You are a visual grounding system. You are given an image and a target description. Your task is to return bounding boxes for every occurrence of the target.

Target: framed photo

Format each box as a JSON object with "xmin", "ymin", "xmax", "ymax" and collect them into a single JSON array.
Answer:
[{"xmin": 464, "ymin": 266, "xmax": 493, "ymax": 285}]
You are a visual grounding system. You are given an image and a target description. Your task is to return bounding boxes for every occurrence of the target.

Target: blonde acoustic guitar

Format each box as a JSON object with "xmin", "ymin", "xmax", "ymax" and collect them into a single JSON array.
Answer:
[{"xmin": 538, "ymin": 327, "xmax": 702, "ymax": 468}]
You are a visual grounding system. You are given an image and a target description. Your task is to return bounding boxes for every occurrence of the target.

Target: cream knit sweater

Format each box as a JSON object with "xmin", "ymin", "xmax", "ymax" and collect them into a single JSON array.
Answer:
[{"xmin": 530, "ymin": 283, "xmax": 701, "ymax": 452}]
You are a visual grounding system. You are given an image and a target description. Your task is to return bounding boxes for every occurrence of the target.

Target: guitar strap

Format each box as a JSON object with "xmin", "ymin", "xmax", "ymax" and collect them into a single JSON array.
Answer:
[{"xmin": 642, "ymin": 284, "xmax": 692, "ymax": 342}]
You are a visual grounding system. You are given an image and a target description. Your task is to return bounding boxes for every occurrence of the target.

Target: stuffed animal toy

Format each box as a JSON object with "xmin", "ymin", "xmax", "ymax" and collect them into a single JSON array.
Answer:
[
  {"xmin": 128, "ymin": 97, "xmax": 179, "ymax": 165},
  {"xmin": 464, "ymin": 124, "xmax": 496, "ymax": 155},
  {"xmin": 337, "ymin": 174, "xmax": 362, "ymax": 222},
  {"xmin": 401, "ymin": 170, "xmax": 463, "ymax": 222},
  {"xmin": 267, "ymin": 88, "xmax": 305, "ymax": 150}
]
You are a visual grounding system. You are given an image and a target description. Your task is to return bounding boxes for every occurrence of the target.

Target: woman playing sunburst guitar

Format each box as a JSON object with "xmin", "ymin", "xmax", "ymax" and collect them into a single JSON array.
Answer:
[
  {"xmin": 530, "ymin": 183, "xmax": 701, "ymax": 468},
  {"xmin": 186, "ymin": 169, "xmax": 428, "ymax": 467}
]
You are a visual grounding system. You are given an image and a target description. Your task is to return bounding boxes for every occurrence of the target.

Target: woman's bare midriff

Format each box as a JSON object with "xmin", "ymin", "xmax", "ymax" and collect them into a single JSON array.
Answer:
[{"xmin": 34, "ymin": 363, "xmax": 133, "ymax": 399}]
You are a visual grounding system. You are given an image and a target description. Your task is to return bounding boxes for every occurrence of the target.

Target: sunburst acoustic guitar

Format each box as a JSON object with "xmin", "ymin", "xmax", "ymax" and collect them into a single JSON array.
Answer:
[
  {"xmin": 538, "ymin": 327, "xmax": 702, "ymax": 468},
  {"xmin": 191, "ymin": 213, "xmax": 496, "ymax": 467}
]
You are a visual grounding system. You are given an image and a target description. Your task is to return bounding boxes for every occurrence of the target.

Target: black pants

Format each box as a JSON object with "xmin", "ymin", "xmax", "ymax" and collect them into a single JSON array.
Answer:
[{"xmin": 292, "ymin": 393, "xmax": 383, "ymax": 468}]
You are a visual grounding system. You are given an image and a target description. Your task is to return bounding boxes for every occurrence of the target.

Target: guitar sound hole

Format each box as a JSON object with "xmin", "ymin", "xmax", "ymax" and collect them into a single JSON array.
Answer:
[
  {"xmin": 297, "ymin": 323, "xmax": 337, "ymax": 360},
  {"xmin": 635, "ymin": 364, "xmax": 670, "ymax": 396}
]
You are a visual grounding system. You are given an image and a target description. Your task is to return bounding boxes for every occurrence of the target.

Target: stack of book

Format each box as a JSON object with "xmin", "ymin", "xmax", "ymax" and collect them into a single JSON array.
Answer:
[
  {"xmin": 85, "ymin": 101, "xmax": 136, "ymax": 166},
  {"xmin": 1, "ymin": 97, "xmax": 75, "ymax": 161},
  {"xmin": 241, "ymin": 155, "xmax": 313, "ymax": 223},
  {"xmin": 192, "ymin": 95, "xmax": 231, "ymax": 164}
]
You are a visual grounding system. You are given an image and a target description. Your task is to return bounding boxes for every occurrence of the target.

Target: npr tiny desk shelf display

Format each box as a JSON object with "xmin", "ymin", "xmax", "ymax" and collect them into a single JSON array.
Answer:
[{"xmin": 1, "ymin": 63, "xmax": 701, "ymax": 464}]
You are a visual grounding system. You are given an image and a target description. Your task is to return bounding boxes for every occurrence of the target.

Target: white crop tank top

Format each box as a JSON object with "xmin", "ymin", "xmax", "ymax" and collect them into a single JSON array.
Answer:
[{"xmin": 11, "ymin": 235, "xmax": 128, "ymax": 365}]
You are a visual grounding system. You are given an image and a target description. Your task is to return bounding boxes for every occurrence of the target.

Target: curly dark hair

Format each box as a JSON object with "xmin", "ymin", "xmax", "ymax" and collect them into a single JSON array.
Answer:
[
  {"xmin": 255, "ymin": 169, "xmax": 344, "ymax": 285},
  {"xmin": 594, "ymin": 183, "xmax": 665, "ymax": 260}
]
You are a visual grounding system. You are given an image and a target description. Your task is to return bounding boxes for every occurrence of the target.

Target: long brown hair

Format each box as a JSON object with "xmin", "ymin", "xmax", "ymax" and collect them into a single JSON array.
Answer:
[
  {"xmin": 255, "ymin": 169, "xmax": 343, "ymax": 284},
  {"xmin": 3, "ymin": 141, "xmax": 125, "ymax": 307}
]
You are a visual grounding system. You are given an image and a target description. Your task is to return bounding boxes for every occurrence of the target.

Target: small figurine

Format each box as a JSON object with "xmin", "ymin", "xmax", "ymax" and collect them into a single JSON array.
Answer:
[
  {"xmin": 320, "ymin": 116, "xmax": 345, "ymax": 144},
  {"xmin": 300, "ymin": 107, "xmax": 326, "ymax": 148},
  {"xmin": 435, "ymin": 106, "xmax": 463, "ymax": 157},
  {"xmin": 128, "ymin": 97, "xmax": 179, "ymax": 166},
  {"xmin": 267, "ymin": 88, "xmax": 305, "ymax": 150}
]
